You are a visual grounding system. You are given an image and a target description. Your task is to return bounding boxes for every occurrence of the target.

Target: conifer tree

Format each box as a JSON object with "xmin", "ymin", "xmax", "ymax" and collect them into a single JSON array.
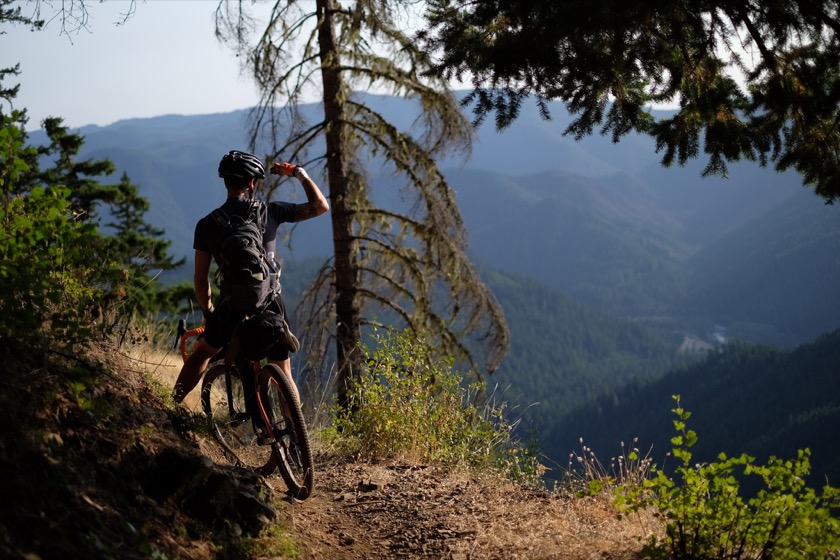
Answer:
[
  {"xmin": 32, "ymin": 117, "xmax": 120, "ymax": 218},
  {"xmin": 215, "ymin": 0, "xmax": 509, "ymax": 407}
]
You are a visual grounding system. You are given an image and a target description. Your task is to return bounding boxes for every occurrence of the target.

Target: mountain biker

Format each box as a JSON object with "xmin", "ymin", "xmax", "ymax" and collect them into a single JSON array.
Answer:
[{"xmin": 172, "ymin": 150, "xmax": 329, "ymax": 405}]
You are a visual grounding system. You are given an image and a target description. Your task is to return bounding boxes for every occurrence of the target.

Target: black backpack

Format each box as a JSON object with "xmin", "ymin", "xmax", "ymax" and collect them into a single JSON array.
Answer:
[{"xmin": 212, "ymin": 201, "xmax": 273, "ymax": 314}]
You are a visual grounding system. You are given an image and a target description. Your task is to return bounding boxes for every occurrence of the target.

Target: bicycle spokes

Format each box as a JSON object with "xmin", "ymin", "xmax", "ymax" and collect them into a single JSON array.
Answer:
[
  {"xmin": 200, "ymin": 364, "xmax": 277, "ymax": 476},
  {"xmin": 202, "ymin": 362, "xmax": 312, "ymax": 497}
]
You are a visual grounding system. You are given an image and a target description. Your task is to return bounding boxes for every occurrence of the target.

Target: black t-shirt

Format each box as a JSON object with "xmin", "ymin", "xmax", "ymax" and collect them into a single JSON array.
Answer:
[
  {"xmin": 193, "ymin": 198, "xmax": 297, "ymax": 355},
  {"xmin": 193, "ymin": 197, "xmax": 298, "ymax": 265}
]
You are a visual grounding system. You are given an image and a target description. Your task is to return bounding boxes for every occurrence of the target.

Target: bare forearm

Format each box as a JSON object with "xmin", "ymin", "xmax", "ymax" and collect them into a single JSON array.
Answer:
[
  {"xmin": 293, "ymin": 167, "xmax": 329, "ymax": 221},
  {"xmin": 270, "ymin": 162, "xmax": 330, "ymax": 221}
]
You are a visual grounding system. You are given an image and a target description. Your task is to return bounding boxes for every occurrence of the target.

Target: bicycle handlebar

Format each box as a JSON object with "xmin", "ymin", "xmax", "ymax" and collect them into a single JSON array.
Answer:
[{"xmin": 178, "ymin": 323, "xmax": 205, "ymax": 363}]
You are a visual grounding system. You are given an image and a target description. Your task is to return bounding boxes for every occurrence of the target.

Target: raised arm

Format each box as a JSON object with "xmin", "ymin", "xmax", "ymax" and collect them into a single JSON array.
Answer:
[{"xmin": 271, "ymin": 162, "xmax": 330, "ymax": 222}]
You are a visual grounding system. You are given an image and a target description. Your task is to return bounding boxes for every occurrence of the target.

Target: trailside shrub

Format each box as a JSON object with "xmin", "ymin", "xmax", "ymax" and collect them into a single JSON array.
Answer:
[
  {"xmin": 0, "ymin": 186, "xmax": 104, "ymax": 346},
  {"xmin": 617, "ymin": 396, "xmax": 840, "ymax": 559},
  {"xmin": 1, "ymin": 102, "xmax": 184, "ymax": 349},
  {"xmin": 328, "ymin": 327, "xmax": 542, "ymax": 481}
]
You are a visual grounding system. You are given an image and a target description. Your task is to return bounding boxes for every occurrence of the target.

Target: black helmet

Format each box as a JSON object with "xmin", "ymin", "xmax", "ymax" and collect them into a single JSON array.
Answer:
[{"xmin": 218, "ymin": 150, "xmax": 266, "ymax": 180}]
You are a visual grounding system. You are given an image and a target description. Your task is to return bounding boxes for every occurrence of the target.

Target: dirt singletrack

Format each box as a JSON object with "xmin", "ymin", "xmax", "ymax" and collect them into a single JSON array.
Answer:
[
  {"xmin": 260, "ymin": 452, "xmax": 654, "ymax": 559},
  {"xmin": 149, "ymin": 347, "xmax": 656, "ymax": 559}
]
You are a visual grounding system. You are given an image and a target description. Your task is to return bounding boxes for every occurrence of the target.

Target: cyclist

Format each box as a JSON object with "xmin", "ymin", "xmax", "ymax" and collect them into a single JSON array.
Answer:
[{"xmin": 172, "ymin": 150, "xmax": 329, "ymax": 405}]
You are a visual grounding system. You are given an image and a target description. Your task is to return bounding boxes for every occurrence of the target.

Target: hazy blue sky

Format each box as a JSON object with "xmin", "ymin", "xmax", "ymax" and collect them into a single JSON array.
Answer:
[
  {"xmin": 5, "ymin": 0, "xmax": 685, "ymax": 134},
  {"xmin": 5, "ymin": 1, "xmax": 263, "ymax": 130}
]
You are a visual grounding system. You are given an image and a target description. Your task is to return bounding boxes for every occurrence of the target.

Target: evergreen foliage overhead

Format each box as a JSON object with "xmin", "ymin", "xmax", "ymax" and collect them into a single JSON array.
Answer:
[{"xmin": 423, "ymin": 0, "xmax": 840, "ymax": 202}]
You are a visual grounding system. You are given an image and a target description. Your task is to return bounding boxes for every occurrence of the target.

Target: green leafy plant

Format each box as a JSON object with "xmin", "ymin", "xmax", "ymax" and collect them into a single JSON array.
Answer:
[
  {"xmin": 0, "ymin": 186, "xmax": 105, "ymax": 346},
  {"xmin": 618, "ymin": 396, "xmax": 840, "ymax": 559},
  {"xmin": 328, "ymin": 326, "xmax": 541, "ymax": 480}
]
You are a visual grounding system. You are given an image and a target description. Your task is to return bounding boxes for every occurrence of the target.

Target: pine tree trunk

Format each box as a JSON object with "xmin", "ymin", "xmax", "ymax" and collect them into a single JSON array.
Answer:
[{"xmin": 317, "ymin": 0, "xmax": 362, "ymax": 409}]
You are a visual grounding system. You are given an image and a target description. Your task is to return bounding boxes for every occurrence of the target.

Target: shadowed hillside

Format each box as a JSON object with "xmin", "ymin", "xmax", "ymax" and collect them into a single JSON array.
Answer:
[{"xmin": 544, "ymin": 329, "xmax": 840, "ymax": 486}]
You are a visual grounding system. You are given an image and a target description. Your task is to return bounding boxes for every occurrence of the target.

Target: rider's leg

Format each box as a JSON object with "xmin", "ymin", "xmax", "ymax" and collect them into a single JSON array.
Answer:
[
  {"xmin": 173, "ymin": 338, "xmax": 221, "ymax": 403},
  {"xmin": 268, "ymin": 357, "xmax": 300, "ymax": 404}
]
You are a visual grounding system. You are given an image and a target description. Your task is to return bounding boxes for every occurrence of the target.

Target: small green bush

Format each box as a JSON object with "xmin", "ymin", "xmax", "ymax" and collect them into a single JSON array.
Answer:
[
  {"xmin": 0, "ymin": 186, "xmax": 106, "ymax": 346},
  {"xmin": 328, "ymin": 326, "xmax": 542, "ymax": 480},
  {"xmin": 618, "ymin": 396, "xmax": 840, "ymax": 559}
]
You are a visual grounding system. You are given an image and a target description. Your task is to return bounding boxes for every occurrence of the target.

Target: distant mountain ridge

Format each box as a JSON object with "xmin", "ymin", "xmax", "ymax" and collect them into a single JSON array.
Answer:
[
  {"xmin": 31, "ymin": 92, "xmax": 838, "ymax": 347},
  {"xmin": 450, "ymin": 167, "xmax": 691, "ymax": 315}
]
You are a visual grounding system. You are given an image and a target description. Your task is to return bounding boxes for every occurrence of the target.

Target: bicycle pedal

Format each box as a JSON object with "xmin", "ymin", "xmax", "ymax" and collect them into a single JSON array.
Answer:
[{"xmin": 254, "ymin": 428, "xmax": 274, "ymax": 446}]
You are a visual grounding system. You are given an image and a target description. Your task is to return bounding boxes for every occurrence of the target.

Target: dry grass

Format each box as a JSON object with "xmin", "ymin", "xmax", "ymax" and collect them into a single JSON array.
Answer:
[
  {"xmin": 469, "ymin": 493, "xmax": 659, "ymax": 559},
  {"xmin": 121, "ymin": 343, "xmax": 203, "ymax": 411},
  {"xmin": 445, "ymin": 472, "xmax": 661, "ymax": 560},
  {"xmin": 114, "ymin": 339, "xmax": 664, "ymax": 559}
]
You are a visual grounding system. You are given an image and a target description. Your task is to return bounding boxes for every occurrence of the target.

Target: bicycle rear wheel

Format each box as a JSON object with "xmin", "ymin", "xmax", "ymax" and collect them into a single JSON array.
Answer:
[
  {"xmin": 259, "ymin": 364, "xmax": 314, "ymax": 499},
  {"xmin": 200, "ymin": 363, "xmax": 276, "ymax": 476}
]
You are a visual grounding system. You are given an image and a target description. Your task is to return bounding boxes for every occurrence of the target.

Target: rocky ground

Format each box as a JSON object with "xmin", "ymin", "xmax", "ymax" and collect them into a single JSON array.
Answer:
[
  {"xmin": 280, "ymin": 455, "xmax": 657, "ymax": 559},
  {"xmin": 0, "ymin": 340, "xmax": 657, "ymax": 559}
]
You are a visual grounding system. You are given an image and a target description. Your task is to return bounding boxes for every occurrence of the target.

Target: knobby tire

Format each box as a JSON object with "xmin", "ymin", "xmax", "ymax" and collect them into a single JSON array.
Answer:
[{"xmin": 259, "ymin": 363, "xmax": 314, "ymax": 500}]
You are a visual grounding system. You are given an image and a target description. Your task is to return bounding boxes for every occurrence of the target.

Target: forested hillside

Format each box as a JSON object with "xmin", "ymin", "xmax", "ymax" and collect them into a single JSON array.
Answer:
[
  {"xmin": 547, "ymin": 329, "xmax": 840, "ymax": 485},
  {"xmin": 480, "ymin": 268, "xmax": 681, "ymax": 435},
  {"xmin": 675, "ymin": 189, "xmax": 840, "ymax": 345}
]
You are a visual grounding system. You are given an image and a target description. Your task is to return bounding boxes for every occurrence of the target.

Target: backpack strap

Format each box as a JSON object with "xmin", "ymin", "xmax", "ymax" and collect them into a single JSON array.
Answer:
[
  {"xmin": 211, "ymin": 200, "xmax": 265, "ymax": 228},
  {"xmin": 211, "ymin": 206, "xmax": 231, "ymax": 227},
  {"xmin": 247, "ymin": 200, "xmax": 266, "ymax": 233}
]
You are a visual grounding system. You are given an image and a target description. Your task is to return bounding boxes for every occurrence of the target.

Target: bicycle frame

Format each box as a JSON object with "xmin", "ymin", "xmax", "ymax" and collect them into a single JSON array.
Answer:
[
  {"xmin": 178, "ymin": 323, "xmax": 276, "ymax": 444},
  {"xmin": 176, "ymin": 319, "xmax": 315, "ymax": 498}
]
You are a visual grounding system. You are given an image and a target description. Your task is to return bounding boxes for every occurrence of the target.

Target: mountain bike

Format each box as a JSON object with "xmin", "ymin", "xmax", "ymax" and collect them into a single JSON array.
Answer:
[{"xmin": 177, "ymin": 319, "xmax": 314, "ymax": 499}]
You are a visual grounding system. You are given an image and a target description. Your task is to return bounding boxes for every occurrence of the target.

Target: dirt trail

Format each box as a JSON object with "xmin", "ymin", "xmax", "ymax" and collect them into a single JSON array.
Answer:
[
  {"xmin": 141, "ymin": 348, "xmax": 655, "ymax": 559},
  {"xmin": 261, "ymin": 453, "xmax": 654, "ymax": 559}
]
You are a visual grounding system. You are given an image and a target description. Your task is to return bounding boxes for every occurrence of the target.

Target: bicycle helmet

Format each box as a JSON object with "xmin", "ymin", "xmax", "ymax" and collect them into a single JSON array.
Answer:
[{"xmin": 218, "ymin": 150, "xmax": 266, "ymax": 180}]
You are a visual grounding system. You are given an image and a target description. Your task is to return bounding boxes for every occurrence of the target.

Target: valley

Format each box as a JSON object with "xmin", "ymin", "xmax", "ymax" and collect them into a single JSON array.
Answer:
[{"xmin": 35, "ymin": 93, "xmax": 840, "ymax": 485}]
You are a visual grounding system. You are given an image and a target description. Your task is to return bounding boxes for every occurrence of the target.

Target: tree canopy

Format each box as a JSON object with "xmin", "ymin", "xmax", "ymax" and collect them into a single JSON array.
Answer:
[{"xmin": 422, "ymin": 0, "xmax": 840, "ymax": 202}]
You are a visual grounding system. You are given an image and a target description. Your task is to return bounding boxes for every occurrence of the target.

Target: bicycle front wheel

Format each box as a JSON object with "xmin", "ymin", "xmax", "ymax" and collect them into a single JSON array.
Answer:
[
  {"xmin": 200, "ymin": 363, "xmax": 276, "ymax": 476},
  {"xmin": 259, "ymin": 364, "xmax": 314, "ymax": 499}
]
